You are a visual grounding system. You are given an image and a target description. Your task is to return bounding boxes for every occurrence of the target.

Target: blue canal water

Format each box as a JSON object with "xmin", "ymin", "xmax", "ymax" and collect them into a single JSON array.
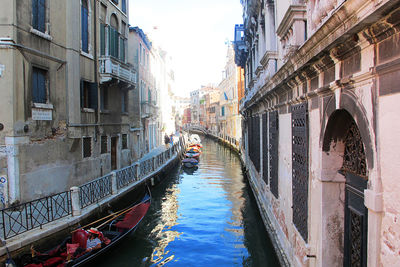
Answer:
[{"xmin": 96, "ymin": 138, "xmax": 280, "ymax": 266}]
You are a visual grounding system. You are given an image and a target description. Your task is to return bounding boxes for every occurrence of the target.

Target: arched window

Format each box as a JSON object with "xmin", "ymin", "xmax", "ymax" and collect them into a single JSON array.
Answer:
[
  {"xmin": 81, "ymin": 0, "xmax": 89, "ymax": 53},
  {"xmin": 109, "ymin": 14, "xmax": 119, "ymax": 58}
]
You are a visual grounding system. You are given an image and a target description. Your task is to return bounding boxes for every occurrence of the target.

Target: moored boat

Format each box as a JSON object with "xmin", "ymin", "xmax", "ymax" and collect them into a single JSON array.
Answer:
[
  {"xmin": 22, "ymin": 187, "xmax": 151, "ymax": 267},
  {"xmin": 182, "ymin": 157, "xmax": 199, "ymax": 168}
]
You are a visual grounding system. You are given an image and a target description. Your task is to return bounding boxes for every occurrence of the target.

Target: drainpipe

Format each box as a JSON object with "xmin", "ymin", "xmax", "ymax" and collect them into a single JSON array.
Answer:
[{"xmin": 93, "ymin": 1, "xmax": 99, "ymax": 140}]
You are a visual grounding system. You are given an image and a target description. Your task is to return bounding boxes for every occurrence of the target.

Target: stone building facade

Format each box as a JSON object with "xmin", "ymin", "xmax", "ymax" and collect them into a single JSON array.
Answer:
[
  {"xmin": 235, "ymin": 0, "xmax": 400, "ymax": 266},
  {"xmin": 0, "ymin": 0, "xmax": 137, "ymax": 204}
]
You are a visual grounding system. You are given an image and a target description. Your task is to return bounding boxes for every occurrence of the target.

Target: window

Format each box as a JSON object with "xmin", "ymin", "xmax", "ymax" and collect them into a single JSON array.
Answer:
[
  {"xmin": 83, "ymin": 137, "xmax": 92, "ymax": 158},
  {"xmin": 100, "ymin": 87, "xmax": 108, "ymax": 110},
  {"xmin": 80, "ymin": 80, "xmax": 98, "ymax": 109},
  {"xmin": 109, "ymin": 15, "xmax": 119, "ymax": 58},
  {"xmin": 119, "ymin": 37, "xmax": 125, "ymax": 62},
  {"xmin": 221, "ymin": 106, "xmax": 225, "ymax": 117},
  {"xmin": 101, "ymin": 136, "xmax": 107, "ymax": 154},
  {"xmin": 32, "ymin": 0, "xmax": 45, "ymax": 32},
  {"xmin": 139, "ymin": 44, "xmax": 142, "ymax": 63},
  {"xmin": 122, "ymin": 0, "xmax": 126, "ymax": 13},
  {"xmin": 100, "ymin": 23, "xmax": 106, "ymax": 55},
  {"xmin": 81, "ymin": 0, "xmax": 89, "ymax": 53},
  {"xmin": 122, "ymin": 134, "xmax": 128, "ymax": 149},
  {"xmin": 32, "ymin": 67, "xmax": 47, "ymax": 104},
  {"xmin": 121, "ymin": 91, "xmax": 128, "ymax": 113},
  {"xmin": 148, "ymin": 89, "xmax": 151, "ymax": 103}
]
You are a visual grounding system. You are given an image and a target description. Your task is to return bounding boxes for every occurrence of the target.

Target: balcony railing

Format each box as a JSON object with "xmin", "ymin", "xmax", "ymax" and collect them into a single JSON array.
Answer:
[
  {"xmin": 99, "ymin": 56, "xmax": 137, "ymax": 85},
  {"xmin": 141, "ymin": 101, "xmax": 158, "ymax": 118}
]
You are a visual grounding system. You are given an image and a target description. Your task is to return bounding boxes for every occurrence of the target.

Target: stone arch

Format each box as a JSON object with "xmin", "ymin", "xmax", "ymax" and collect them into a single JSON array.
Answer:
[{"xmin": 320, "ymin": 107, "xmax": 369, "ymax": 266}]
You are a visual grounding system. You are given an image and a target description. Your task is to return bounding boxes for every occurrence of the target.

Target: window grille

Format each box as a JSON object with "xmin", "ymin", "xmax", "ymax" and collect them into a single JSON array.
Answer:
[
  {"xmin": 32, "ymin": 67, "xmax": 47, "ymax": 104},
  {"xmin": 249, "ymin": 115, "xmax": 260, "ymax": 172},
  {"xmin": 32, "ymin": 0, "xmax": 45, "ymax": 32},
  {"xmin": 269, "ymin": 111, "xmax": 279, "ymax": 198},
  {"xmin": 291, "ymin": 102, "xmax": 309, "ymax": 242},
  {"xmin": 262, "ymin": 113, "xmax": 268, "ymax": 185},
  {"xmin": 83, "ymin": 137, "xmax": 92, "ymax": 158},
  {"xmin": 101, "ymin": 136, "xmax": 107, "ymax": 154},
  {"xmin": 122, "ymin": 134, "xmax": 128, "ymax": 149}
]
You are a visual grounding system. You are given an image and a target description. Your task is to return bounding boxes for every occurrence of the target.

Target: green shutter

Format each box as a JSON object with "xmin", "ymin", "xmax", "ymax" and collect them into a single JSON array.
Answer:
[{"xmin": 100, "ymin": 24, "xmax": 105, "ymax": 55}]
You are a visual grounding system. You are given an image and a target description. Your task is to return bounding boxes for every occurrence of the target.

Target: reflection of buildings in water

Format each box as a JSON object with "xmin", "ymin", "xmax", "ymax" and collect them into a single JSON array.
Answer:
[{"xmin": 149, "ymin": 185, "xmax": 182, "ymax": 265}]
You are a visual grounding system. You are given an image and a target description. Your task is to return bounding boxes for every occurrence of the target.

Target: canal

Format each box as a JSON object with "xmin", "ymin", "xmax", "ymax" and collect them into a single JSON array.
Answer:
[{"xmin": 97, "ymin": 137, "xmax": 280, "ymax": 266}]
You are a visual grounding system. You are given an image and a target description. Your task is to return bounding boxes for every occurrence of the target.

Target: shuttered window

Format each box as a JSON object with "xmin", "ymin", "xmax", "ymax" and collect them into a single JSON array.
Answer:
[
  {"xmin": 32, "ymin": 0, "xmax": 46, "ymax": 32},
  {"xmin": 119, "ymin": 37, "xmax": 125, "ymax": 62},
  {"xmin": 80, "ymin": 80, "xmax": 98, "ymax": 110},
  {"xmin": 32, "ymin": 67, "xmax": 47, "ymax": 104},
  {"xmin": 109, "ymin": 26, "xmax": 119, "ymax": 58},
  {"xmin": 81, "ymin": 0, "xmax": 89, "ymax": 53},
  {"xmin": 83, "ymin": 137, "xmax": 92, "ymax": 158},
  {"xmin": 100, "ymin": 23, "xmax": 105, "ymax": 55},
  {"xmin": 122, "ymin": 0, "xmax": 127, "ymax": 13}
]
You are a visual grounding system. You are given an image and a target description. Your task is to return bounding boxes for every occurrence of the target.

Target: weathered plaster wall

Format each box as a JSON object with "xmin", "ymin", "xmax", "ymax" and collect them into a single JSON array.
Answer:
[{"xmin": 379, "ymin": 92, "xmax": 400, "ymax": 265}]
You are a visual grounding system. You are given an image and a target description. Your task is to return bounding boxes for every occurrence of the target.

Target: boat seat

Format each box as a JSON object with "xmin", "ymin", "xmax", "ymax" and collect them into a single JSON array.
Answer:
[
  {"xmin": 115, "ymin": 203, "xmax": 150, "ymax": 231},
  {"xmin": 72, "ymin": 229, "xmax": 88, "ymax": 249}
]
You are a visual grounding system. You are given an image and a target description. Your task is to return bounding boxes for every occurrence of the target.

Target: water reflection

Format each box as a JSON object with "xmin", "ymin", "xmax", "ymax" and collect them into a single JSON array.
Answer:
[{"xmin": 95, "ymin": 138, "xmax": 279, "ymax": 267}]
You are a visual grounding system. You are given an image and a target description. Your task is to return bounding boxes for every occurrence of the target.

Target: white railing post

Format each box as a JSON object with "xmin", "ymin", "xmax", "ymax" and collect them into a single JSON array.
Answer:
[
  {"xmin": 111, "ymin": 171, "xmax": 118, "ymax": 195},
  {"xmin": 71, "ymin": 186, "xmax": 81, "ymax": 216},
  {"xmin": 135, "ymin": 162, "xmax": 140, "ymax": 180}
]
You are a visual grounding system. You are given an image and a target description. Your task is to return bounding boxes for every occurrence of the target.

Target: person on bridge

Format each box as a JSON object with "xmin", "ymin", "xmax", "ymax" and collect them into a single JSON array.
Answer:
[{"xmin": 164, "ymin": 134, "xmax": 170, "ymax": 148}]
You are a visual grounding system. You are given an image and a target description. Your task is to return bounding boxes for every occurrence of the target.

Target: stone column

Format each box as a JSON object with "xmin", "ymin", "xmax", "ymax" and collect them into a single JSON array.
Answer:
[
  {"xmin": 111, "ymin": 171, "xmax": 118, "ymax": 195},
  {"xmin": 71, "ymin": 186, "xmax": 81, "ymax": 216}
]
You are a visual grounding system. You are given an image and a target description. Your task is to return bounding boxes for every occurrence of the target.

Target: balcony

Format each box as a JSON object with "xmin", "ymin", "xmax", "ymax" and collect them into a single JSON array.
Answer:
[
  {"xmin": 99, "ymin": 56, "xmax": 137, "ymax": 86},
  {"xmin": 141, "ymin": 101, "xmax": 158, "ymax": 118}
]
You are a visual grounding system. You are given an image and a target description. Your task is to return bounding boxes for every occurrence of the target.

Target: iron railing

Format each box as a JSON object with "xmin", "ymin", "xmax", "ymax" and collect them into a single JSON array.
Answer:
[
  {"xmin": 116, "ymin": 165, "xmax": 137, "ymax": 190},
  {"xmin": 79, "ymin": 174, "xmax": 112, "ymax": 209},
  {"xmin": 0, "ymin": 191, "xmax": 71, "ymax": 239},
  {"xmin": 0, "ymin": 136, "xmax": 185, "ymax": 240}
]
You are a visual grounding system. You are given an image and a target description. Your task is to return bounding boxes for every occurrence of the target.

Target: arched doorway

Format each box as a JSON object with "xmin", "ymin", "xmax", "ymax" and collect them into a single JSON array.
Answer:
[{"xmin": 321, "ymin": 109, "xmax": 368, "ymax": 267}]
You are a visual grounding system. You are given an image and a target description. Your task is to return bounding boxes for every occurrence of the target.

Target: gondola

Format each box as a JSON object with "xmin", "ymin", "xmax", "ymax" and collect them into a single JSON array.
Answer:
[
  {"xmin": 182, "ymin": 157, "xmax": 199, "ymax": 168},
  {"xmin": 22, "ymin": 187, "xmax": 152, "ymax": 267}
]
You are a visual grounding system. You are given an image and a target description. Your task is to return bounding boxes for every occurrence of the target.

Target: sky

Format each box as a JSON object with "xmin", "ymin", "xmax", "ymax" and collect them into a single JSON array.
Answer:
[{"xmin": 129, "ymin": 0, "xmax": 243, "ymax": 97}]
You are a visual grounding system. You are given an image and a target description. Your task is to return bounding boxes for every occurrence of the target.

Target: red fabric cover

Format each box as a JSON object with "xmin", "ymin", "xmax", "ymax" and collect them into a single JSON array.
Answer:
[
  {"xmin": 72, "ymin": 229, "xmax": 88, "ymax": 249},
  {"xmin": 25, "ymin": 264, "xmax": 43, "ymax": 267},
  {"xmin": 115, "ymin": 202, "xmax": 150, "ymax": 230},
  {"xmin": 43, "ymin": 257, "xmax": 63, "ymax": 267},
  {"xmin": 67, "ymin": 243, "xmax": 79, "ymax": 255}
]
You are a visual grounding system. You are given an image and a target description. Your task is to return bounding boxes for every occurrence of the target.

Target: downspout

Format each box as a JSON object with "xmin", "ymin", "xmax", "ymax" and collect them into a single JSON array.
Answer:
[{"xmin": 93, "ymin": 0, "xmax": 99, "ymax": 140}]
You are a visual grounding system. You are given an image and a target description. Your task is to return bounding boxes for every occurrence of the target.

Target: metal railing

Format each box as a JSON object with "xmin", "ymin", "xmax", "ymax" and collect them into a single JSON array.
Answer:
[
  {"xmin": 0, "ymin": 137, "xmax": 187, "ymax": 240},
  {"xmin": 116, "ymin": 164, "xmax": 137, "ymax": 190},
  {"xmin": 79, "ymin": 174, "xmax": 112, "ymax": 209},
  {"xmin": 0, "ymin": 191, "xmax": 71, "ymax": 240}
]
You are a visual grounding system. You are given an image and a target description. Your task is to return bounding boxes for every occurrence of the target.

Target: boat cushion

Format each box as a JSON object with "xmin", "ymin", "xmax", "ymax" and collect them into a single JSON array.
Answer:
[
  {"xmin": 72, "ymin": 229, "xmax": 88, "ymax": 249},
  {"xmin": 43, "ymin": 257, "xmax": 63, "ymax": 267},
  {"xmin": 115, "ymin": 202, "xmax": 150, "ymax": 231}
]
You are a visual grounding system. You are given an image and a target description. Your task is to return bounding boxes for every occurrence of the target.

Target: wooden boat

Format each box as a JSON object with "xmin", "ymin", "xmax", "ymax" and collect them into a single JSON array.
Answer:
[
  {"xmin": 185, "ymin": 152, "xmax": 200, "ymax": 158},
  {"xmin": 22, "ymin": 187, "xmax": 151, "ymax": 267},
  {"xmin": 182, "ymin": 158, "xmax": 199, "ymax": 168}
]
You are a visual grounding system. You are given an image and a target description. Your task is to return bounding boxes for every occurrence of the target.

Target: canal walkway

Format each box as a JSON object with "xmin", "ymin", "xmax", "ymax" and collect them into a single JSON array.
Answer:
[{"xmin": 0, "ymin": 141, "xmax": 185, "ymax": 261}]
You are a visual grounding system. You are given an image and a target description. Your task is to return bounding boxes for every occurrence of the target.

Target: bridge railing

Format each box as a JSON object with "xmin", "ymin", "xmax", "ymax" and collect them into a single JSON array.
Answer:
[{"xmin": 0, "ymin": 138, "xmax": 186, "ymax": 240}]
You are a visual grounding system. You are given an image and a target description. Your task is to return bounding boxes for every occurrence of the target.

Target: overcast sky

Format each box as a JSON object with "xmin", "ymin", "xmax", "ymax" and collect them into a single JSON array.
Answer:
[{"xmin": 129, "ymin": 0, "xmax": 243, "ymax": 97}]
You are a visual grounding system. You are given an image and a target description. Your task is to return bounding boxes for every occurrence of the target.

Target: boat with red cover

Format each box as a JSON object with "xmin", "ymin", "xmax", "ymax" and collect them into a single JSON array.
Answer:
[{"xmin": 22, "ymin": 187, "xmax": 151, "ymax": 267}]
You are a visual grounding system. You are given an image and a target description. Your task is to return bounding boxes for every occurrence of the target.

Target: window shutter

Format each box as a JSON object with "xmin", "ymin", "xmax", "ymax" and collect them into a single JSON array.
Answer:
[
  {"xmin": 89, "ymin": 82, "xmax": 98, "ymax": 110},
  {"xmin": 38, "ymin": 0, "xmax": 45, "ymax": 32},
  {"xmin": 32, "ymin": 0, "xmax": 38, "ymax": 29},
  {"xmin": 81, "ymin": 5, "xmax": 89, "ymax": 53},
  {"xmin": 80, "ymin": 80, "xmax": 84, "ymax": 108},
  {"xmin": 32, "ymin": 69, "xmax": 38, "ymax": 103},
  {"xmin": 119, "ymin": 37, "xmax": 125, "ymax": 61},
  {"xmin": 38, "ymin": 70, "xmax": 46, "ymax": 103},
  {"xmin": 100, "ymin": 24, "xmax": 105, "ymax": 55}
]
